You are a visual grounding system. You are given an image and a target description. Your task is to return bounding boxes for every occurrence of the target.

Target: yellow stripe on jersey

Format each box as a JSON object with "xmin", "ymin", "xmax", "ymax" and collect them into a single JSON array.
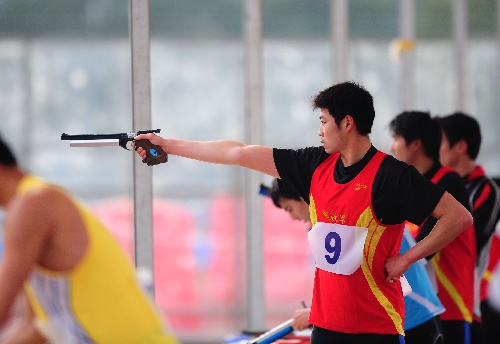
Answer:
[
  {"xmin": 357, "ymin": 207, "xmax": 405, "ymax": 336},
  {"xmin": 432, "ymin": 252, "xmax": 473, "ymax": 323},
  {"xmin": 309, "ymin": 195, "xmax": 318, "ymax": 226}
]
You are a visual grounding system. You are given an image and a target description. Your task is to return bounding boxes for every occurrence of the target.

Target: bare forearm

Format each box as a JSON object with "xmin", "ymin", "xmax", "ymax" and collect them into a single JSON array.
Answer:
[
  {"xmin": 385, "ymin": 193, "xmax": 472, "ymax": 281},
  {"xmin": 135, "ymin": 133, "xmax": 279, "ymax": 177},
  {"xmin": 164, "ymin": 139, "xmax": 247, "ymax": 165},
  {"xmin": 404, "ymin": 206, "xmax": 472, "ymax": 264}
]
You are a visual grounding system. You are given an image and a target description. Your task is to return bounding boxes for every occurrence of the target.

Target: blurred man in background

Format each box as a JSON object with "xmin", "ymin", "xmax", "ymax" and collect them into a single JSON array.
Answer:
[
  {"xmin": 438, "ymin": 113, "xmax": 500, "ymax": 343},
  {"xmin": 0, "ymin": 135, "xmax": 178, "ymax": 344},
  {"xmin": 389, "ymin": 110, "xmax": 476, "ymax": 343},
  {"xmin": 260, "ymin": 179, "xmax": 312, "ymax": 331}
]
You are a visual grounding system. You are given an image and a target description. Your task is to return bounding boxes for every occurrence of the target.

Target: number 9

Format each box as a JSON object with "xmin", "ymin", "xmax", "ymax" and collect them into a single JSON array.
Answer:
[{"xmin": 324, "ymin": 232, "xmax": 341, "ymax": 264}]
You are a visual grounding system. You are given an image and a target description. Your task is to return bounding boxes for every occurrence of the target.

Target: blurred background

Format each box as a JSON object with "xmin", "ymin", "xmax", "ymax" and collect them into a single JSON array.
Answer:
[{"xmin": 0, "ymin": 0, "xmax": 499, "ymax": 343}]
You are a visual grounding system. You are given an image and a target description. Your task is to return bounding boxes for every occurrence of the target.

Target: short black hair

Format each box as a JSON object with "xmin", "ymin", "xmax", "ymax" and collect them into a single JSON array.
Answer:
[
  {"xmin": 0, "ymin": 135, "xmax": 17, "ymax": 166},
  {"xmin": 312, "ymin": 81, "xmax": 375, "ymax": 135},
  {"xmin": 436, "ymin": 112, "xmax": 481, "ymax": 160},
  {"xmin": 260, "ymin": 179, "xmax": 301, "ymax": 208},
  {"xmin": 388, "ymin": 111, "xmax": 441, "ymax": 161}
]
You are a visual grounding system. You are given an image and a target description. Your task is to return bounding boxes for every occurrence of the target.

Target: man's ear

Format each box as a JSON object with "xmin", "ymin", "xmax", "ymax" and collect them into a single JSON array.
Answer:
[
  {"xmin": 411, "ymin": 139, "xmax": 422, "ymax": 151},
  {"xmin": 456, "ymin": 139, "xmax": 468, "ymax": 155},
  {"xmin": 344, "ymin": 115, "xmax": 354, "ymax": 130}
]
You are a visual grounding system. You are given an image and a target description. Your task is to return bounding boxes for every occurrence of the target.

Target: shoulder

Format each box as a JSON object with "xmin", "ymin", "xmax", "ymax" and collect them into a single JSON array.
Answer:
[
  {"xmin": 273, "ymin": 146, "xmax": 330, "ymax": 173},
  {"xmin": 375, "ymin": 154, "xmax": 441, "ymax": 199},
  {"xmin": 18, "ymin": 183, "xmax": 64, "ymax": 206},
  {"xmin": 274, "ymin": 146, "xmax": 328, "ymax": 161},
  {"xmin": 7, "ymin": 184, "xmax": 66, "ymax": 229},
  {"xmin": 436, "ymin": 170, "xmax": 470, "ymax": 207},
  {"xmin": 439, "ymin": 170, "xmax": 466, "ymax": 187},
  {"xmin": 273, "ymin": 146, "xmax": 329, "ymax": 202},
  {"xmin": 378, "ymin": 154, "xmax": 417, "ymax": 179},
  {"xmin": 376, "ymin": 154, "xmax": 444, "ymax": 200}
]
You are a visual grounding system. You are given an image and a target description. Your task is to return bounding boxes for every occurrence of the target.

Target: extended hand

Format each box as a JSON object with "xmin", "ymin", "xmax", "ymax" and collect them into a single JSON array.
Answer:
[{"xmin": 132, "ymin": 133, "xmax": 167, "ymax": 163}]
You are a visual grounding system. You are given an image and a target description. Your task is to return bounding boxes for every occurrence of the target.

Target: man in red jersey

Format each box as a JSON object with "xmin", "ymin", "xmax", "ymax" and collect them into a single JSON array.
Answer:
[
  {"xmin": 134, "ymin": 81, "xmax": 472, "ymax": 344},
  {"xmin": 389, "ymin": 110, "xmax": 476, "ymax": 344},
  {"xmin": 438, "ymin": 113, "xmax": 500, "ymax": 343}
]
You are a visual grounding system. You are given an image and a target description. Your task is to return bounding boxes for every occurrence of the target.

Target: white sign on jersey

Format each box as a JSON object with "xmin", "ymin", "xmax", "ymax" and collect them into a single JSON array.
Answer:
[{"xmin": 308, "ymin": 222, "xmax": 368, "ymax": 275}]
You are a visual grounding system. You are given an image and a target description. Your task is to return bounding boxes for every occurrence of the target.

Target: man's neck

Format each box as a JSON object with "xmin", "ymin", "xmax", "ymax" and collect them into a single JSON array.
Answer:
[
  {"xmin": 451, "ymin": 158, "xmax": 476, "ymax": 177},
  {"xmin": 413, "ymin": 154, "xmax": 435, "ymax": 175},
  {"xmin": 340, "ymin": 136, "xmax": 372, "ymax": 167}
]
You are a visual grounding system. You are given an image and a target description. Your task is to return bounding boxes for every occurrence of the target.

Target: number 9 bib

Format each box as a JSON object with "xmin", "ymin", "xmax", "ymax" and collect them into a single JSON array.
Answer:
[{"xmin": 308, "ymin": 222, "xmax": 368, "ymax": 275}]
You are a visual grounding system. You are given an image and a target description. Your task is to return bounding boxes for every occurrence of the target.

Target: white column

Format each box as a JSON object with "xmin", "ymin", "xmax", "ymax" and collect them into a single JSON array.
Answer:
[
  {"xmin": 243, "ymin": 0, "xmax": 265, "ymax": 333},
  {"xmin": 129, "ymin": 0, "xmax": 155, "ymax": 297},
  {"xmin": 399, "ymin": 0, "xmax": 416, "ymax": 110},
  {"xmin": 453, "ymin": 0, "xmax": 468, "ymax": 111},
  {"xmin": 331, "ymin": 0, "xmax": 349, "ymax": 83}
]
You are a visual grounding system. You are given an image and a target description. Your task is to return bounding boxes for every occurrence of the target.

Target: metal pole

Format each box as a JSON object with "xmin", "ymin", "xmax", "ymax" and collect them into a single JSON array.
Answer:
[
  {"xmin": 453, "ymin": 0, "xmax": 468, "ymax": 111},
  {"xmin": 243, "ymin": 0, "xmax": 265, "ymax": 333},
  {"xmin": 496, "ymin": 0, "xmax": 500, "ymax": 162},
  {"xmin": 331, "ymin": 0, "xmax": 349, "ymax": 83},
  {"xmin": 20, "ymin": 41, "xmax": 34, "ymax": 166},
  {"xmin": 399, "ymin": 0, "xmax": 416, "ymax": 110},
  {"xmin": 496, "ymin": 0, "xmax": 500, "ymax": 109},
  {"xmin": 129, "ymin": 0, "xmax": 155, "ymax": 298}
]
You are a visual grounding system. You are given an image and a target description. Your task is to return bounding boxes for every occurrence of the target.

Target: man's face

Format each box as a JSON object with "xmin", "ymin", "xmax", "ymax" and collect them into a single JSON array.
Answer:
[
  {"xmin": 279, "ymin": 198, "xmax": 311, "ymax": 225},
  {"xmin": 390, "ymin": 134, "xmax": 415, "ymax": 164},
  {"xmin": 439, "ymin": 132, "xmax": 460, "ymax": 168},
  {"xmin": 317, "ymin": 109, "xmax": 344, "ymax": 154}
]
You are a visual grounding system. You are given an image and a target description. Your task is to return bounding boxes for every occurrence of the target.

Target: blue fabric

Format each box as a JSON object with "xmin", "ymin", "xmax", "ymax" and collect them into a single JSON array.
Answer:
[
  {"xmin": 464, "ymin": 321, "xmax": 471, "ymax": 344},
  {"xmin": 400, "ymin": 227, "xmax": 445, "ymax": 330}
]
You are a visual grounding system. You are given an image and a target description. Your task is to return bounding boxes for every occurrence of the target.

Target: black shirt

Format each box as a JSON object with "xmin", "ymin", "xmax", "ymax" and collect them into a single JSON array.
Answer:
[
  {"xmin": 416, "ymin": 162, "xmax": 471, "ymax": 243},
  {"xmin": 273, "ymin": 145, "xmax": 445, "ymax": 227}
]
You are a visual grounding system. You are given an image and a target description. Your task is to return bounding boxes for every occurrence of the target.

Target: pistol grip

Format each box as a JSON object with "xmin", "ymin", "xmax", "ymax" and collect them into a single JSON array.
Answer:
[{"xmin": 134, "ymin": 139, "xmax": 168, "ymax": 166}]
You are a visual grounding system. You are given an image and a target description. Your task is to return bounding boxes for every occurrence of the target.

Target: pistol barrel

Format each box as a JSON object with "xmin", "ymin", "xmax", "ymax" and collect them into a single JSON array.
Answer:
[{"xmin": 69, "ymin": 139, "xmax": 121, "ymax": 147}]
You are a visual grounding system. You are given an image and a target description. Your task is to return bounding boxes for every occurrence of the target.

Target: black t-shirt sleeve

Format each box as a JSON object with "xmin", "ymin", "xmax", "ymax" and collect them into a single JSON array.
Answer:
[
  {"xmin": 272, "ymin": 146, "xmax": 329, "ymax": 204},
  {"xmin": 373, "ymin": 155, "xmax": 446, "ymax": 225},
  {"xmin": 416, "ymin": 171, "xmax": 469, "ymax": 245}
]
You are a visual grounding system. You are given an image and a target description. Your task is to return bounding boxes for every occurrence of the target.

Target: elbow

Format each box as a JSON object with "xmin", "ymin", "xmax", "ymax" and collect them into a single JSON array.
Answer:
[{"xmin": 461, "ymin": 208, "xmax": 473, "ymax": 232}]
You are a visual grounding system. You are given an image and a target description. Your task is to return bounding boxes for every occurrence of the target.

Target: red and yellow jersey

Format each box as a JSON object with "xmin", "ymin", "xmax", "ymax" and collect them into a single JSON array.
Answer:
[
  {"xmin": 428, "ymin": 166, "xmax": 476, "ymax": 322},
  {"xmin": 307, "ymin": 151, "xmax": 406, "ymax": 335}
]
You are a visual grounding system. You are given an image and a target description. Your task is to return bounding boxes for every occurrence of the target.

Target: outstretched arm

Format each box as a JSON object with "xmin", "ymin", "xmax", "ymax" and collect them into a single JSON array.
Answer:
[
  {"xmin": 134, "ymin": 133, "xmax": 280, "ymax": 177},
  {"xmin": 385, "ymin": 191, "xmax": 473, "ymax": 281}
]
